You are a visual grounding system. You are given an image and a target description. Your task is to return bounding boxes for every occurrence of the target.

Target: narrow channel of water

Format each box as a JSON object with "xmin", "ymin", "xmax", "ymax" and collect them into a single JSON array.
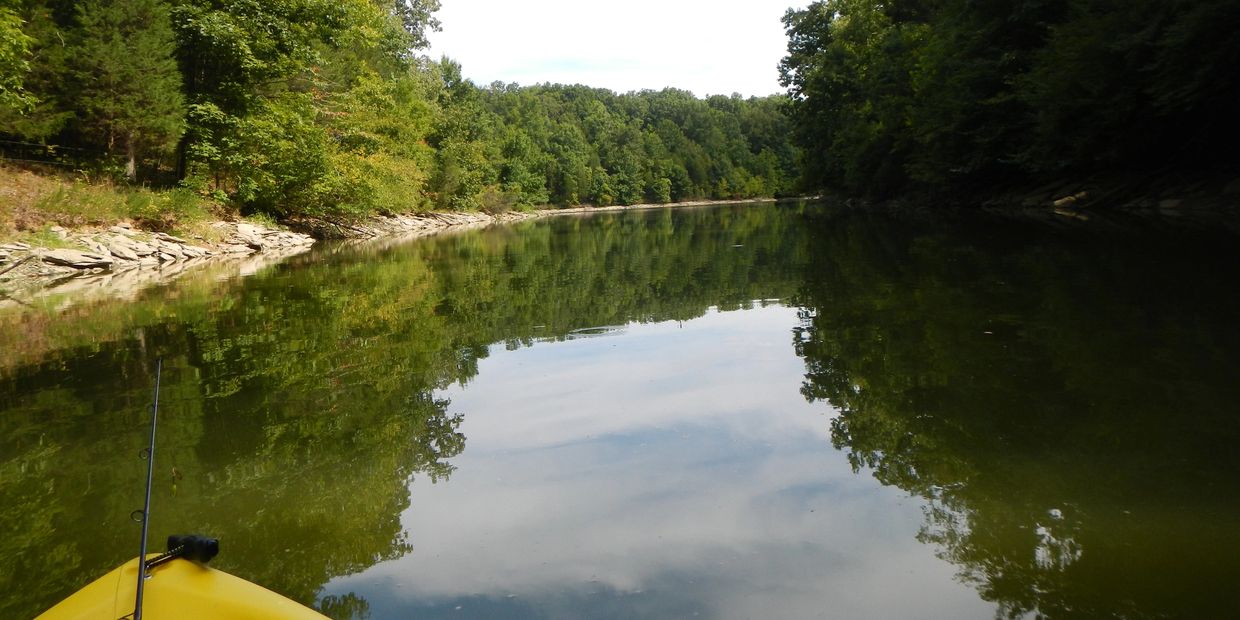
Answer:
[{"xmin": 2, "ymin": 203, "xmax": 1238, "ymax": 618}]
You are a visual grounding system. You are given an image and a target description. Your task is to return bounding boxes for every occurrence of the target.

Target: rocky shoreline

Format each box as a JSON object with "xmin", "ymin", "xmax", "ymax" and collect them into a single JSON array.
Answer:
[
  {"xmin": 286, "ymin": 209, "xmax": 541, "ymax": 239},
  {"xmin": 0, "ymin": 220, "xmax": 316, "ymax": 306},
  {"xmin": 0, "ymin": 198, "xmax": 799, "ymax": 308},
  {"xmin": 0, "ymin": 210, "xmax": 544, "ymax": 307}
]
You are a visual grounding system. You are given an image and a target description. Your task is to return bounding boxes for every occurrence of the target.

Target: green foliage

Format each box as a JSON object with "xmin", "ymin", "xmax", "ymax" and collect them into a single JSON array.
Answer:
[
  {"xmin": 437, "ymin": 83, "xmax": 802, "ymax": 209},
  {"xmin": 2, "ymin": 0, "xmax": 800, "ymax": 221},
  {"xmin": 1017, "ymin": 0, "xmax": 1240, "ymax": 171},
  {"xmin": 230, "ymin": 94, "xmax": 335, "ymax": 216},
  {"xmin": 0, "ymin": 0, "xmax": 441, "ymax": 218},
  {"xmin": 69, "ymin": 0, "xmax": 185, "ymax": 179},
  {"xmin": 0, "ymin": 4, "xmax": 88, "ymax": 139},
  {"xmin": 427, "ymin": 59, "xmax": 502, "ymax": 211},
  {"xmin": 168, "ymin": 0, "xmax": 434, "ymax": 218},
  {"xmin": 781, "ymin": 0, "xmax": 1240, "ymax": 197},
  {"xmin": 384, "ymin": 0, "xmax": 441, "ymax": 51},
  {"xmin": 21, "ymin": 175, "xmax": 211, "ymax": 229},
  {"xmin": 0, "ymin": 6, "xmax": 35, "ymax": 112}
]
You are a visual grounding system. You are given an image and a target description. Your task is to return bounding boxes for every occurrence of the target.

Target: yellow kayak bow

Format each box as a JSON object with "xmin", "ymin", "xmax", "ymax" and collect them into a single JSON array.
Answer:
[{"xmin": 36, "ymin": 555, "xmax": 328, "ymax": 620}]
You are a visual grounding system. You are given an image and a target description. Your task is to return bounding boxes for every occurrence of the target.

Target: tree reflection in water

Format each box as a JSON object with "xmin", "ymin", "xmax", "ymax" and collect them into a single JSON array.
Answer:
[
  {"xmin": 8, "ymin": 202, "xmax": 1237, "ymax": 618},
  {"xmin": 0, "ymin": 203, "xmax": 809, "ymax": 619},
  {"xmin": 793, "ymin": 208, "xmax": 1240, "ymax": 618}
]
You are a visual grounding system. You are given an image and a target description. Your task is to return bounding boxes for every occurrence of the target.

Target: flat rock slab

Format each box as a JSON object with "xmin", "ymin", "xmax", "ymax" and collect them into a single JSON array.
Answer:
[
  {"xmin": 106, "ymin": 242, "xmax": 140, "ymax": 261},
  {"xmin": 41, "ymin": 249, "xmax": 114, "ymax": 269}
]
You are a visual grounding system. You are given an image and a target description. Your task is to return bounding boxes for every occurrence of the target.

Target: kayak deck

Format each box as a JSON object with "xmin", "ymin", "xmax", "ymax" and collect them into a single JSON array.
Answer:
[{"xmin": 37, "ymin": 555, "xmax": 328, "ymax": 619}]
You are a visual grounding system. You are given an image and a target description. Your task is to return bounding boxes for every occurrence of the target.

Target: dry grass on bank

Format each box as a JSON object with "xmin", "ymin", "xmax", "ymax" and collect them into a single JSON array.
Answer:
[{"xmin": 0, "ymin": 164, "xmax": 230, "ymax": 244}]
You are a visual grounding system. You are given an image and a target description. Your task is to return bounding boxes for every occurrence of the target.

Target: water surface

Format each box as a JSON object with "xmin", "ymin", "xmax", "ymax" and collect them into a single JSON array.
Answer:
[{"xmin": 2, "ymin": 203, "xmax": 1238, "ymax": 619}]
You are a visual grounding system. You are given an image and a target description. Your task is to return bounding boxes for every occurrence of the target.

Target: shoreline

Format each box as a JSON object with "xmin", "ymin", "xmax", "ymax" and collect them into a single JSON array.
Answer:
[
  {"xmin": 0, "ymin": 220, "xmax": 319, "ymax": 311},
  {"xmin": 538, "ymin": 196, "xmax": 803, "ymax": 216},
  {"xmin": 0, "ymin": 197, "xmax": 797, "ymax": 308},
  {"xmin": 841, "ymin": 168, "xmax": 1240, "ymax": 230}
]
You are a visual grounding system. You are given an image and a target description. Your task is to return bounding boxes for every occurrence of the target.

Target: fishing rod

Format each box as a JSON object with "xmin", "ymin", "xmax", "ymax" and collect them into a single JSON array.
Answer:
[
  {"xmin": 120, "ymin": 360, "xmax": 221, "ymax": 620},
  {"xmin": 124, "ymin": 361, "xmax": 220, "ymax": 620},
  {"xmin": 132, "ymin": 358, "xmax": 162, "ymax": 620}
]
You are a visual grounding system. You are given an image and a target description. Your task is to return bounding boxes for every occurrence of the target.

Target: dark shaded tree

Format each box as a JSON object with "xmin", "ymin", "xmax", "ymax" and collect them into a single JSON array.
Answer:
[
  {"xmin": 780, "ymin": 0, "xmax": 1240, "ymax": 197},
  {"xmin": 70, "ymin": 0, "xmax": 185, "ymax": 179}
]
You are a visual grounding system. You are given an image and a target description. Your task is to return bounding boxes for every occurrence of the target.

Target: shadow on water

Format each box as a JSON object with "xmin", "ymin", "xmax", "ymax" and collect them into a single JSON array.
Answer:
[{"xmin": 792, "ymin": 207, "xmax": 1240, "ymax": 618}]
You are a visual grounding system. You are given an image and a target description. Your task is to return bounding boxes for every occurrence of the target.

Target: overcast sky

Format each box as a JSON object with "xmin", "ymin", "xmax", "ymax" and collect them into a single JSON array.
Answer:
[{"xmin": 426, "ymin": 0, "xmax": 810, "ymax": 98}]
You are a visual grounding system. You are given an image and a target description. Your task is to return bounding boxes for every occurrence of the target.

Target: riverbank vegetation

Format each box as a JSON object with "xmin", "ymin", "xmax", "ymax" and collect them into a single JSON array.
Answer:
[
  {"xmin": 0, "ymin": 0, "xmax": 798, "ymax": 235},
  {"xmin": 0, "ymin": 165, "xmax": 222, "ymax": 241},
  {"xmin": 780, "ymin": 0, "xmax": 1240, "ymax": 199}
]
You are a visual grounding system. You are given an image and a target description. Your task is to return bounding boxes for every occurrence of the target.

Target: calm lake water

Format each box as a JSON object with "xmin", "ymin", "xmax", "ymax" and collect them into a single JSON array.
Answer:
[{"xmin": 2, "ymin": 203, "xmax": 1239, "ymax": 619}]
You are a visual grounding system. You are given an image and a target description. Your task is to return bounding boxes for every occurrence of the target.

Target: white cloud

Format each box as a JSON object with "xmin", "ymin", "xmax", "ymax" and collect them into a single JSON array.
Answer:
[
  {"xmin": 426, "ymin": 0, "xmax": 811, "ymax": 97},
  {"xmin": 442, "ymin": 306, "xmax": 827, "ymax": 452}
]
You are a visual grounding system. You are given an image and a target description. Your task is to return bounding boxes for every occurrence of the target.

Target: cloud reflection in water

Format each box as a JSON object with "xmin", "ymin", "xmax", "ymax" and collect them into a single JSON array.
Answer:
[{"xmin": 322, "ymin": 305, "xmax": 992, "ymax": 618}]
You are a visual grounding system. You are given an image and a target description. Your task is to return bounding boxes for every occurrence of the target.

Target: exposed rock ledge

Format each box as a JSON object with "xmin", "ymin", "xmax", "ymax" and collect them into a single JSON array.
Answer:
[
  {"xmin": 286, "ymin": 210, "xmax": 539, "ymax": 239},
  {"xmin": 284, "ymin": 198, "xmax": 783, "ymax": 239},
  {"xmin": 0, "ymin": 221, "xmax": 315, "ymax": 307},
  {"xmin": 0, "ymin": 210, "xmax": 545, "ymax": 307},
  {"xmin": 1, "ymin": 199, "xmax": 790, "ymax": 308}
]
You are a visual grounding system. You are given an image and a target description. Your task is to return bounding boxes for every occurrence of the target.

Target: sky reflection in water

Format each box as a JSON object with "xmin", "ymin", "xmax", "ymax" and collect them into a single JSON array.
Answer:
[{"xmin": 323, "ymin": 305, "xmax": 992, "ymax": 619}]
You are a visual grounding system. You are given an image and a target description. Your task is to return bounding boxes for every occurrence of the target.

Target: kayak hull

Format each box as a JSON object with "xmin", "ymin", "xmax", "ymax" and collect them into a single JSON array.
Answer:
[{"xmin": 36, "ymin": 556, "xmax": 328, "ymax": 620}]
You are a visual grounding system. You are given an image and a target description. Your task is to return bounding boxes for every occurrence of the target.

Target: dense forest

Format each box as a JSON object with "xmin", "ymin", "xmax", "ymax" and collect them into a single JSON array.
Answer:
[
  {"xmin": 0, "ymin": 0, "xmax": 798, "ymax": 221},
  {"xmin": 780, "ymin": 0, "xmax": 1240, "ymax": 198},
  {"xmin": 5, "ymin": 0, "xmax": 1236, "ymax": 224}
]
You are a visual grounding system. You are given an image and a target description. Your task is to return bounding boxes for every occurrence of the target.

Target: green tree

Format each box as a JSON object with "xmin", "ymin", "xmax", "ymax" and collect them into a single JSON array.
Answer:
[
  {"xmin": 69, "ymin": 0, "xmax": 185, "ymax": 180},
  {"xmin": 321, "ymin": 71, "xmax": 438, "ymax": 215},
  {"xmin": 428, "ymin": 59, "xmax": 501, "ymax": 211},
  {"xmin": 5, "ymin": 0, "xmax": 797, "ymax": 218},
  {"xmin": 168, "ymin": 0, "xmax": 444, "ymax": 216},
  {"xmin": 781, "ymin": 0, "xmax": 1240, "ymax": 197},
  {"xmin": 780, "ymin": 0, "xmax": 923, "ymax": 196},
  {"xmin": 385, "ymin": 0, "xmax": 440, "ymax": 50},
  {"xmin": 0, "ymin": 2, "xmax": 79, "ymax": 141},
  {"xmin": 0, "ymin": 5, "xmax": 35, "ymax": 113},
  {"xmin": 1017, "ymin": 0, "xmax": 1240, "ymax": 173},
  {"xmin": 907, "ymin": 0, "xmax": 1062, "ymax": 186}
]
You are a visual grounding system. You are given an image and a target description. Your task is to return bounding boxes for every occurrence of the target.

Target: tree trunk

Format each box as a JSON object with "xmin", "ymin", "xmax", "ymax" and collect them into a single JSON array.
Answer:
[
  {"xmin": 126, "ymin": 132, "xmax": 137, "ymax": 182},
  {"xmin": 175, "ymin": 134, "xmax": 188, "ymax": 180}
]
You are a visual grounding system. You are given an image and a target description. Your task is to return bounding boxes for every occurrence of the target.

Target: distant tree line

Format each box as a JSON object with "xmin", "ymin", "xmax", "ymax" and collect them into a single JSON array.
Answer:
[
  {"xmin": 0, "ymin": 0, "xmax": 799, "ymax": 220},
  {"xmin": 438, "ymin": 77, "xmax": 799, "ymax": 210},
  {"xmin": 780, "ymin": 0, "xmax": 1240, "ymax": 198}
]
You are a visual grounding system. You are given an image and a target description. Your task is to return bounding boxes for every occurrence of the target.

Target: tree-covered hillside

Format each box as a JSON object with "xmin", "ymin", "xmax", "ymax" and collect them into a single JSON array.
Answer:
[
  {"xmin": 0, "ymin": 0, "xmax": 798, "ymax": 223},
  {"xmin": 439, "ymin": 78, "xmax": 799, "ymax": 210},
  {"xmin": 780, "ymin": 0, "xmax": 1240, "ymax": 198}
]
